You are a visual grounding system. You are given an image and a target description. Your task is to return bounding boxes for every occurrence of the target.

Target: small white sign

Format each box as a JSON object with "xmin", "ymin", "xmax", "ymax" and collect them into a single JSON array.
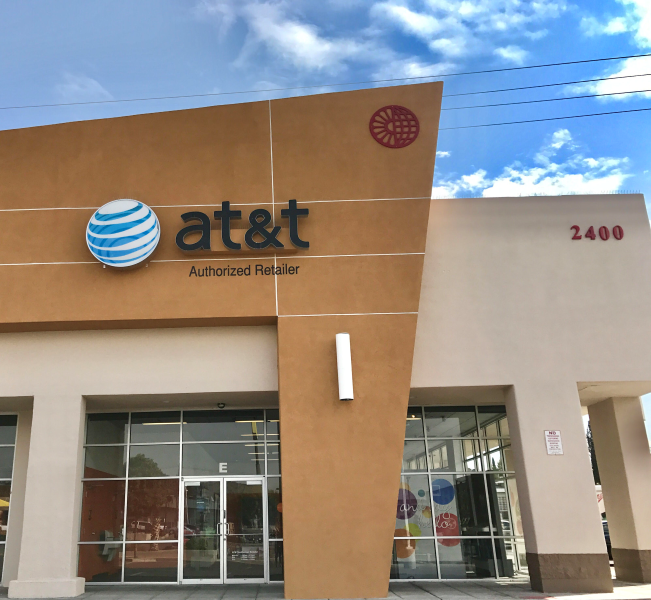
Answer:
[
  {"xmin": 219, "ymin": 462, "xmax": 228, "ymax": 473},
  {"xmin": 545, "ymin": 430, "xmax": 563, "ymax": 455}
]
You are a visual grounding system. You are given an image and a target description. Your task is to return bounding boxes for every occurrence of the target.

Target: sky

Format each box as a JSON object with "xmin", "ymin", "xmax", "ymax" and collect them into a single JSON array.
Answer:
[{"xmin": 0, "ymin": 1, "xmax": 650, "ymax": 436}]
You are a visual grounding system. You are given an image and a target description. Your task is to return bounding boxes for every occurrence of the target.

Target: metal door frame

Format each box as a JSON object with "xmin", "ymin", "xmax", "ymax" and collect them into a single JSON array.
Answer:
[{"xmin": 179, "ymin": 476, "xmax": 268, "ymax": 585}]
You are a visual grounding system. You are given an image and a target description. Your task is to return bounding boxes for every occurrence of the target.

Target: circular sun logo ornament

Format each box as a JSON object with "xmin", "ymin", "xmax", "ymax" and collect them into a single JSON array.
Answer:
[
  {"xmin": 86, "ymin": 199, "xmax": 160, "ymax": 268},
  {"xmin": 369, "ymin": 105, "xmax": 420, "ymax": 149}
]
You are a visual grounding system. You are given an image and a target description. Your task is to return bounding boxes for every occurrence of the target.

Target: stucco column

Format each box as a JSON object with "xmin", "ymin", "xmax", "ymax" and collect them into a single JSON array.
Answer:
[
  {"xmin": 505, "ymin": 382, "xmax": 612, "ymax": 593},
  {"xmin": 588, "ymin": 397, "xmax": 651, "ymax": 583},
  {"xmin": 9, "ymin": 396, "xmax": 86, "ymax": 598}
]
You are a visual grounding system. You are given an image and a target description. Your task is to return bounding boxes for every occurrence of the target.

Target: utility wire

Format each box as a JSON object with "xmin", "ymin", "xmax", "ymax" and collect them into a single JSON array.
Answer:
[
  {"xmin": 443, "ymin": 88, "xmax": 651, "ymax": 110},
  {"xmin": 0, "ymin": 52, "xmax": 649, "ymax": 112},
  {"xmin": 444, "ymin": 72, "xmax": 651, "ymax": 98},
  {"xmin": 439, "ymin": 106, "xmax": 651, "ymax": 129}
]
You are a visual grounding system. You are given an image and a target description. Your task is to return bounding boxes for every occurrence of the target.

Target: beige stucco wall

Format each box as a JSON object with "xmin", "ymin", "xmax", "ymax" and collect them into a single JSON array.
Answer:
[
  {"xmin": 0, "ymin": 326, "xmax": 278, "ymax": 398},
  {"xmin": 411, "ymin": 194, "xmax": 651, "ymax": 585}
]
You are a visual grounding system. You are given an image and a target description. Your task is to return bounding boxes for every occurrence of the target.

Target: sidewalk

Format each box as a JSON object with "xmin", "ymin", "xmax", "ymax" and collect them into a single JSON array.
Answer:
[{"xmin": 2, "ymin": 578, "xmax": 650, "ymax": 600}]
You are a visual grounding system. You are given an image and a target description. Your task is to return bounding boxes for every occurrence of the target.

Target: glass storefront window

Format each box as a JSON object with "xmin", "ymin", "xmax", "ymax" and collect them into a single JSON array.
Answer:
[
  {"xmin": 402, "ymin": 440, "xmax": 428, "ymax": 472},
  {"xmin": 80, "ymin": 480, "xmax": 125, "ymax": 542},
  {"xmin": 268, "ymin": 477, "xmax": 283, "ymax": 539},
  {"xmin": 0, "ymin": 416, "xmax": 17, "ymax": 446},
  {"xmin": 86, "ymin": 413, "xmax": 128, "ymax": 445},
  {"xmin": 391, "ymin": 537, "xmax": 438, "ymax": 580},
  {"xmin": 124, "ymin": 543, "xmax": 178, "ymax": 582},
  {"xmin": 84, "ymin": 446, "xmax": 127, "ymax": 479},
  {"xmin": 78, "ymin": 543, "xmax": 123, "ymax": 583},
  {"xmin": 425, "ymin": 407, "xmax": 478, "ymax": 438},
  {"xmin": 126, "ymin": 479, "xmax": 179, "ymax": 542},
  {"xmin": 129, "ymin": 445, "xmax": 179, "ymax": 477},
  {"xmin": 269, "ymin": 541, "xmax": 284, "ymax": 581},
  {"xmin": 0, "ymin": 482, "xmax": 9, "ymax": 542},
  {"xmin": 183, "ymin": 410, "xmax": 264, "ymax": 442},
  {"xmin": 395, "ymin": 405, "xmax": 523, "ymax": 581},
  {"xmin": 182, "ymin": 443, "xmax": 265, "ymax": 476},
  {"xmin": 80, "ymin": 409, "xmax": 281, "ymax": 583},
  {"xmin": 396, "ymin": 474, "xmax": 434, "ymax": 538},
  {"xmin": 438, "ymin": 538, "xmax": 496, "ymax": 578},
  {"xmin": 405, "ymin": 410, "xmax": 424, "ymax": 438},
  {"xmin": 0, "ymin": 447, "xmax": 14, "ymax": 480},
  {"xmin": 130, "ymin": 412, "xmax": 180, "ymax": 444}
]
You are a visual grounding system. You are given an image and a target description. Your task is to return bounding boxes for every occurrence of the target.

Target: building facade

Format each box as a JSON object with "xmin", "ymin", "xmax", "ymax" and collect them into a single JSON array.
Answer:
[{"xmin": 0, "ymin": 83, "xmax": 650, "ymax": 599}]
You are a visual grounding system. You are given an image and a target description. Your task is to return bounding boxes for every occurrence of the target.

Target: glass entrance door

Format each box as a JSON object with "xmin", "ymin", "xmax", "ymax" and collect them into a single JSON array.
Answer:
[
  {"xmin": 224, "ymin": 479, "xmax": 265, "ymax": 583},
  {"xmin": 182, "ymin": 480, "xmax": 222, "ymax": 583},
  {"xmin": 181, "ymin": 478, "xmax": 265, "ymax": 584}
]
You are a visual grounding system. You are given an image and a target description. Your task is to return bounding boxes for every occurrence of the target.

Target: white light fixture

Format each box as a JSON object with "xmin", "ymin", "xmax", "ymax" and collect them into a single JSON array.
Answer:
[{"xmin": 336, "ymin": 332, "xmax": 354, "ymax": 401}]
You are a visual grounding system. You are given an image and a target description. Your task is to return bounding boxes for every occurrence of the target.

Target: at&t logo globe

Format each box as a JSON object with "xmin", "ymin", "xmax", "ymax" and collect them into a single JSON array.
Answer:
[{"xmin": 86, "ymin": 199, "xmax": 161, "ymax": 268}]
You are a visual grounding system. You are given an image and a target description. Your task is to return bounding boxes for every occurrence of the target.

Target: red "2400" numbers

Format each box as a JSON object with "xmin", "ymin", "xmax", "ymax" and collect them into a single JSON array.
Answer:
[{"xmin": 571, "ymin": 225, "xmax": 624, "ymax": 241}]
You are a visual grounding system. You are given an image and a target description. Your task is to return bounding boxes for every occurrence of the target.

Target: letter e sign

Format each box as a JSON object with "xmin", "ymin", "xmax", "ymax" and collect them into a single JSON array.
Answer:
[{"xmin": 219, "ymin": 462, "xmax": 228, "ymax": 473}]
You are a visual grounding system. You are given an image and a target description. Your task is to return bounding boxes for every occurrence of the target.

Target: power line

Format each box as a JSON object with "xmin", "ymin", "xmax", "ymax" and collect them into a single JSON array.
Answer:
[
  {"xmin": 443, "ymin": 88, "xmax": 651, "ymax": 110},
  {"xmin": 0, "ymin": 52, "xmax": 650, "ymax": 112},
  {"xmin": 443, "ymin": 72, "xmax": 651, "ymax": 98},
  {"xmin": 439, "ymin": 106, "xmax": 651, "ymax": 130}
]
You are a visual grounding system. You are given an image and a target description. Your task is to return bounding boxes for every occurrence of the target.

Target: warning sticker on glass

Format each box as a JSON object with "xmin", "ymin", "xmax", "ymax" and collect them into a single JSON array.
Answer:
[{"xmin": 545, "ymin": 430, "xmax": 563, "ymax": 455}]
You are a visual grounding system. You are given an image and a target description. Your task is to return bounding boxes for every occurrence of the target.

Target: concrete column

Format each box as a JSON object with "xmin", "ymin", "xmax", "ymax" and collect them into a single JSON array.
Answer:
[
  {"xmin": 8, "ymin": 396, "xmax": 86, "ymax": 598},
  {"xmin": 2, "ymin": 409, "xmax": 32, "ymax": 587},
  {"xmin": 588, "ymin": 397, "xmax": 651, "ymax": 583},
  {"xmin": 505, "ymin": 382, "xmax": 612, "ymax": 593}
]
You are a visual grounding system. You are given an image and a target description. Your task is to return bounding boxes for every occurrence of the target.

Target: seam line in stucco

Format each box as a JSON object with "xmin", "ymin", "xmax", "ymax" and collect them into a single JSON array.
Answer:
[
  {"xmin": 278, "ymin": 312, "xmax": 418, "ymax": 317},
  {"xmin": 0, "ymin": 253, "xmax": 425, "ymax": 267},
  {"xmin": 269, "ymin": 99, "xmax": 279, "ymax": 318},
  {"xmin": 0, "ymin": 197, "xmax": 433, "ymax": 213}
]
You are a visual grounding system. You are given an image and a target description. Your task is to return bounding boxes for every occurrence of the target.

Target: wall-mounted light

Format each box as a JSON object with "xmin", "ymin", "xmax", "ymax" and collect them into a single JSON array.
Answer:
[{"xmin": 336, "ymin": 333, "xmax": 354, "ymax": 401}]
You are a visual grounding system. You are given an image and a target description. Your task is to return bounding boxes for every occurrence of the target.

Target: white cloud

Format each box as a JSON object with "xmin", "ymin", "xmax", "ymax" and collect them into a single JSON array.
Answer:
[
  {"xmin": 580, "ymin": 0, "xmax": 651, "ymax": 48},
  {"xmin": 436, "ymin": 150, "xmax": 451, "ymax": 158},
  {"xmin": 568, "ymin": 55, "xmax": 651, "ymax": 100},
  {"xmin": 432, "ymin": 129, "xmax": 632, "ymax": 198},
  {"xmin": 372, "ymin": 0, "xmax": 567, "ymax": 60},
  {"xmin": 197, "ymin": 1, "xmax": 386, "ymax": 73},
  {"xmin": 494, "ymin": 45, "xmax": 529, "ymax": 65},
  {"xmin": 54, "ymin": 73, "xmax": 113, "ymax": 103},
  {"xmin": 372, "ymin": 57, "xmax": 455, "ymax": 81}
]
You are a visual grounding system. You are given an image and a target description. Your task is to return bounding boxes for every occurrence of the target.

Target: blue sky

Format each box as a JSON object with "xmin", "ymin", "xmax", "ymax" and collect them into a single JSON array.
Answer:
[{"xmin": 0, "ymin": 0, "xmax": 650, "ymax": 434}]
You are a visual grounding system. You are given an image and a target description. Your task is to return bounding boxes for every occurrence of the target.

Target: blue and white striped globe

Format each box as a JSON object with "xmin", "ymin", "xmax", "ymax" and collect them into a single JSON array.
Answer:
[{"xmin": 86, "ymin": 199, "xmax": 160, "ymax": 268}]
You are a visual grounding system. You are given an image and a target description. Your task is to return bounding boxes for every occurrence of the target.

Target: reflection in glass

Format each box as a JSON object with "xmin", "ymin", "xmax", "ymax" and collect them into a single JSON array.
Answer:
[
  {"xmin": 438, "ymin": 538, "xmax": 495, "ymax": 578},
  {"xmin": 269, "ymin": 541, "xmax": 284, "ymax": 581},
  {"xmin": 185, "ymin": 482, "xmax": 220, "ymax": 536},
  {"xmin": 86, "ymin": 413, "xmax": 128, "ymax": 445},
  {"xmin": 126, "ymin": 479, "xmax": 179, "ymax": 541},
  {"xmin": 0, "ymin": 543, "xmax": 4, "ymax": 581},
  {"xmin": 267, "ymin": 443, "xmax": 281, "ymax": 475},
  {"xmin": 432, "ymin": 474, "xmax": 492, "ymax": 537},
  {"xmin": 183, "ymin": 443, "xmax": 264, "ymax": 476},
  {"xmin": 0, "ymin": 482, "xmax": 9, "ymax": 542},
  {"xmin": 267, "ymin": 478, "xmax": 283, "ymax": 539},
  {"xmin": 486, "ymin": 474, "xmax": 511, "ymax": 537},
  {"xmin": 477, "ymin": 406, "xmax": 507, "ymax": 437},
  {"xmin": 428, "ymin": 439, "xmax": 480, "ymax": 472},
  {"xmin": 266, "ymin": 410, "xmax": 280, "ymax": 439},
  {"xmin": 405, "ymin": 410, "xmax": 424, "ymax": 438},
  {"xmin": 78, "ymin": 543, "xmax": 122, "ymax": 583},
  {"xmin": 84, "ymin": 446, "xmax": 127, "ymax": 479},
  {"xmin": 0, "ymin": 448, "xmax": 14, "ymax": 480},
  {"xmin": 506, "ymin": 474, "xmax": 523, "ymax": 536},
  {"xmin": 124, "ymin": 543, "xmax": 178, "ymax": 582},
  {"xmin": 0, "ymin": 416, "xmax": 17, "ymax": 445},
  {"xmin": 183, "ymin": 536, "xmax": 221, "ymax": 580},
  {"xmin": 183, "ymin": 410, "xmax": 264, "ymax": 442},
  {"xmin": 402, "ymin": 440, "xmax": 427, "ymax": 472},
  {"xmin": 395, "ymin": 474, "xmax": 433, "ymax": 537},
  {"xmin": 227, "ymin": 480, "xmax": 263, "ymax": 536},
  {"xmin": 130, "ymin": 412, "xmax": 180, "ymax": 444},
  {"xmin": 129, "ymin": 445, "xmax": 179, "ymax": 477},
  {"xmin": 391, "ymin": 537, "xmax": 438, "ymax": 580},
  {"xmin": 425, "ymin": 407, "xmax": 477, "ymax": 438},
  {"xmin": 481, "ymin": 439, "xmax": 514, "ymax": 472},
  {"xmin": 80, "ymin": 480, "xmax": 125, "ymax": 542},
  {"xmin": 226, "ymin": 534, "xmax": 264, "ymax": 579},
  {"xmin": 495, "ymin": 538, "xmax": 516, "ymax": 577}
]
